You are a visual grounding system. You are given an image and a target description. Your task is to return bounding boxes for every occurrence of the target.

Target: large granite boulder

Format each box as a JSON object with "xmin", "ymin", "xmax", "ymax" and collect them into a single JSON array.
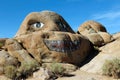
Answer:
[
  {"xmin": 78, "ymin": 20, "xmax": 113, "ymax": 46},
  {"xmin": 0, "ymin": 11, "xmax": 94, "ymax": 79},
  {"xmin": 78, "ymin": 20, "xmax": 107, "ymax": 33},
  {"xmin": 12, "ymin": 11, "xmax": 94, "ymax": 65}
]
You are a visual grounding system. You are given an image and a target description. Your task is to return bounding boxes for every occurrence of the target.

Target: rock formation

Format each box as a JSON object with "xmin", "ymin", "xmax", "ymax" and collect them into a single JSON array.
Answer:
[
  {"xmin": 78, "ymin": 20, "xmax": 113, "ymax": 46},
  {"xmin": 80, "ymin": 36, "xmax": 120, "ymax": 74},
  {"xmin": 0, "ymin": 11, "xmax": 94, "ymax": 79},
  {"xmin": 0, "ymin": 11, "xmax": 119, "ymax": 80}
]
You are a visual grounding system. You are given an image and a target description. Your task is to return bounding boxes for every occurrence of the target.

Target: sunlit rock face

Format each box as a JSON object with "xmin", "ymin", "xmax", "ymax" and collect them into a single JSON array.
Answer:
[
  {"xmin": 0, "ymin": 11, "xmax": 94, "ymax": 79},
  {"xmin": 9, "ymin": 10, "xmax": 93, "ymax": 65},
  {"xmin": 78, "ymin": 20, "xmax": 113, "ymax": 46},
  {"xmin": 80, "ymin": 36, "xmax": 120, "ymax": 74},
  {"xmin": 15, "ymin": 11, "xmax": 74, "ymax": 37}
]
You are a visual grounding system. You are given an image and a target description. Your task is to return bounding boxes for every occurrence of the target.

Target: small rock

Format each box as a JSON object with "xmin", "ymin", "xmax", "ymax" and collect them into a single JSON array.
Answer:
[{"xmin": 33, "ymin": 67, "xmax": 51, "ymax": 80}]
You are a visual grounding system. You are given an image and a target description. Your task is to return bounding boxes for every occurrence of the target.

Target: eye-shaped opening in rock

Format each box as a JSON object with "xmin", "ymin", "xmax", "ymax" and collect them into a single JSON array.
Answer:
[
  {"xmin": 32, "ymin": 22, "xmax": 44, "ymax": 28},
  {"xmin": 28, "ymin": 20, "xmax": 44, "ymax": 32}
]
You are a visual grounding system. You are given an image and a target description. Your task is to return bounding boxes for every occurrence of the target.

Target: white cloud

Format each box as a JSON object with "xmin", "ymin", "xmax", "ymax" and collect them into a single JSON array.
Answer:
[{"xmin": 92, "ymin": 11, "xmax": 120, "ymax": 20}]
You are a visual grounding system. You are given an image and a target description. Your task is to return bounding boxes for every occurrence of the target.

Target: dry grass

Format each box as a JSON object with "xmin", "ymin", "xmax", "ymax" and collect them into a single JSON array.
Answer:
[
  {"xmin": 4, "ymin": 65, "xmax": 17, "ymax": 79},
  {"xmin": 102, "ymin": 58, "xmax": 120, "ymax": 79},
  {"xmin": 50, "ymin": 62, "xmax": 66, "ymax": 77}
]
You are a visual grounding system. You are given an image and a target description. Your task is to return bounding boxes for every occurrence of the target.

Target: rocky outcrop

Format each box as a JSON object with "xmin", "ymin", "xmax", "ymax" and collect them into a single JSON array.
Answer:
[
  {"xmin": 0, "ymin": 50, "xmax": 18, "ymax": 74},
  {"xmin": 78, "ymin": 20, "xmax": 107, "ymax": 33},
  {"xmin": 78, "ymin": 20, "xmax": 113, "ymax": 46},
  {"xmin": 113, "ymin": 32, "xmax": 120, "ymax": 40},
  {"xmin": 0, "ymin": 38, "xmax": 8, "ymax": 50},
  {"xmin": 80, "ymin": 37, "xmax": 120, "ymax": 74},
  {"xmin": 13, "ymin": 11, "xmax": 93, "ymax": 65},
  {"xmin": 1, "ymin": 10, "xmax": 119, "ymax": 80},
  {"xmin": 0, "ymin": 11, "xmax": 94, "ymax": 79}
]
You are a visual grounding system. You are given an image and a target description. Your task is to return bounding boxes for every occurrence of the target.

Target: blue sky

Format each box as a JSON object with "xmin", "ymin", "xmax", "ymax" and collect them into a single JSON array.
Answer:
[{"xmin": 0, "ymin": 0, "xmax": 120, "ymax": 38}]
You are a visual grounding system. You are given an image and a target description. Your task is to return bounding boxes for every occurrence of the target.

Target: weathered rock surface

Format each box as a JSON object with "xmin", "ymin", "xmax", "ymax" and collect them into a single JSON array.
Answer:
[
  {"xmin": 78, "ymin": 20, "xmax": 113, "ymax": 46},
  {"xmin": 0, "ymin": 50, "xmax": 18, "ymax": 75},
  {"xmin": 0, "ymin": 10, "xmax": 119, "ymax": 80},
  {"xmin": 80, "ymin": 37, "xmax": 120, "ymax": 74},
  {"xmin": 13, "ymin": 11, "xmax": 93, "ymax": 65},
  {"xmin": 0, "ymin": 10, "xmax": 94, "ymax": 79},
  {"xmin": 113, "ymin": 32, "xmax": 120, "ymax": 40},
  {"xmin": 78, "ymin": 20, "xmax": 107, "ymax": 32},
  {"xmin": 0, "ymin": 38, "xmax": 8, "ymax": 50}
]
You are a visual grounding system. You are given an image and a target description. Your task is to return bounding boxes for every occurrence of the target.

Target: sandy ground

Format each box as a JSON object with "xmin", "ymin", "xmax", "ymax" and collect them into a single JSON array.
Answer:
[{"xmin": 57, "ymin": 69, "xmax": 119, "ymax": 80}]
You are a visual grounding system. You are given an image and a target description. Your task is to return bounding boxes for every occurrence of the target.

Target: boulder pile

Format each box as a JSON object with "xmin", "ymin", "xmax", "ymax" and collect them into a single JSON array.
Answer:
[
  {"xmin": 0, "ymin": 11, "xmax": 119, "ymax": 79},
  {"xmin": 78, "ymin": 20, "xmax": 113, "ymax": 46},
  {"xmin": 0, "ymin": 11, "xmax": 94, "ymax": 79}
]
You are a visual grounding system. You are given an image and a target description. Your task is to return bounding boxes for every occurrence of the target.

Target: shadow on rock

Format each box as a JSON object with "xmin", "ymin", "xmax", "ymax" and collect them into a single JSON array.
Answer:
[{"xmin": 79, "ymin": 46, "xmax": 100, "ymax": 67}]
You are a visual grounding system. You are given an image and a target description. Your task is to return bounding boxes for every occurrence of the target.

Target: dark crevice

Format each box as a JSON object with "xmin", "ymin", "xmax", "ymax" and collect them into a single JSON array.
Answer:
[
  {"xmin": 28, "ymin": 53, "xmax": 34, "ymax": 59},
  {"xmin": 76, "ymin": 31, "xmax": 80, "ymax": 34},
  {"xmin": 19, "ymin": 42, "xmax": 35, "ymax": 59},
  {"xmin": 78, "ymin": 42, "xmax": 100, "ymax": 67},
  {"xmin": 19, "ymin": 43, "xmax": 27, "ymax": 50},
  {"xmin": 63, "ymin": 73, "xmax": 75, "ymax": 77}
]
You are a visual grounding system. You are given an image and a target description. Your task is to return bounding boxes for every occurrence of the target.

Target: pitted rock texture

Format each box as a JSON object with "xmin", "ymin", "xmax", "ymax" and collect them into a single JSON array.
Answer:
[
  {"xmin": 0, "ymin": 11, "xmax": 94, "ymax": 79},
  {"xmin": 15, "ymin": 31, "xmax": 93, "ymax": 65},
  {"xmin": 78, "ymin": 20, "xmax": 113, "ymax": 46},
  {"xmin": 78, "ymin": 20, "xmax": 107, "ymax": 33}
]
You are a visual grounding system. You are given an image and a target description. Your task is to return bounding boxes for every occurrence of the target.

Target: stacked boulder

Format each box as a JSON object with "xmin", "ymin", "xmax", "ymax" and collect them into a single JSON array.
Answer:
[
  {"xmin": 80, "ymin": 34, "xmax": 120, "ymax": 74},
  {"xmin": 0, "ymin": 11, "xmax": 94, "ymax": 79},
  {"xmin": 78, "ymin": 20, "xmax": 113, "ymax": 46}
]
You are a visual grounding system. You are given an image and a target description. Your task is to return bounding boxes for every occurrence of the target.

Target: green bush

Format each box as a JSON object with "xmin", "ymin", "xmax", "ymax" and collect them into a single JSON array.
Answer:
[
  {"xmin": 18, "ymin": 60, "xmax": 39, "ymax": 76},
  {"xmin": 4, "ymin": 65, "xmax": 17, "ymax": 79},
  {"xmin": 50, "ymin": 62, "xmax": 66, "ymax": 76},
  {"xmin": 0, "ymin": 42, "xmax": 4, "ymax": 47},
  {"xmin": 102, "ymin": 58, "xmax": 120, "ymax": 79}
]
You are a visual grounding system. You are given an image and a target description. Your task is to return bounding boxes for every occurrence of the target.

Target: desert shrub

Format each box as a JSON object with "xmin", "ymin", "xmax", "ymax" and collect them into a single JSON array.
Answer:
[
  {"xmin": 4, "ymin": 65, "xmax": 17, "ymax": 79},
  {"xmin": 17, "ymin": 60, "xmax": 40, "ymax": 78},
  {"xmin": 50, "ymin": 62, "xmax": 66, "ymax": 76},
  {"xmin": 0, "ymin": 42, "xmax": 4, "ymax": 47},
  {"xmin": 102, "ymin": 58, "xmax": 120, "ymax": 79},
  {"xmin": 4, "ymin": 59, "xmax": 40, "ymax": 79}
]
